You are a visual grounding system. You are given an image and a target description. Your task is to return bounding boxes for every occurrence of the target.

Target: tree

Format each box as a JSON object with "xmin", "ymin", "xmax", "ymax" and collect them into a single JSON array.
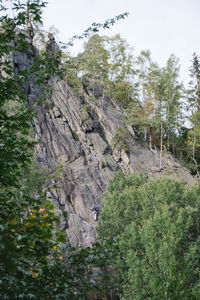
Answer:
[
  {"xmin": 0, "ymin": 1, "xmax": 68, "ymax": 297},
  {"xmin": 125, "ymin": 52, "xmax": 159, "ymax": 150},
  {"xmin": 78, "ymin": 34, "xmax": 109, "ymax": 97},
  {"xmin": 98, "ymin": 172, "xmax": 200, "ymax": 299},
  {"xmin": 72, "ymin": 33, "xmax": 136, "ymax": 106},
  {"xmin": 0, "ymin": 1, "xmax": 114, "ymax": 298},
  {"xmin": 136, "ymin": 50, "xmax": 153, "ymax": 134},
  {"xmin": 186, "ymin": 53, "xmax": 200, "ymax": 176},
  {"xmin": 0, "ymin": 1, "xmax": 131, "ymax": 298},
  {"xmin": 126, "ymin": 53, "xmax": 183, "ymax": 169},
  {"xmin": 106, "ymin": 34, "xmax": 136, "ymax": 106},
  {"xmin": 160, "ymin": 55, "xmax": 183, "ymax": 152}
]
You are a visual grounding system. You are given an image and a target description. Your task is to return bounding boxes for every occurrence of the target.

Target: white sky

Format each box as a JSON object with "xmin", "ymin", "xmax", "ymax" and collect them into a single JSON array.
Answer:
[{"xmin": 42, "ymin": 0, "xmax": 200, "ymax": 85}]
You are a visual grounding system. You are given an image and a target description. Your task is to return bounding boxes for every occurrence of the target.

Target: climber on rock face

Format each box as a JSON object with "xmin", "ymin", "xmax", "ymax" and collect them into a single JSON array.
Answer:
[{"xmin": 91, "ymin": 203, "xmax": 98, "ymax": 221}]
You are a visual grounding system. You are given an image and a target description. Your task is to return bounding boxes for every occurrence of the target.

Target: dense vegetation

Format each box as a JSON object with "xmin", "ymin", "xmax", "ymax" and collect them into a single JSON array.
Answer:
[
  {"xmin": 98, "ymin": 172, "xmax": 200, "ymax": 299},
  {"xmin": 0, "ymin": 0, "xmax": 199, "ymax": 299},
  {"xmin": 0, "ymin": 1, "xmax": 110, "ymax": 299},
  {"xmin": 65, "ymin": 34, "xmax": 200, "ymax": 175}
]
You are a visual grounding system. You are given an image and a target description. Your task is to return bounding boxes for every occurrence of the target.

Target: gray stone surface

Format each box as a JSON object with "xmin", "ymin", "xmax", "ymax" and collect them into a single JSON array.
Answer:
[{"xmin": 10, "ymin": 37, "xmax": 197, "ymax": 247}]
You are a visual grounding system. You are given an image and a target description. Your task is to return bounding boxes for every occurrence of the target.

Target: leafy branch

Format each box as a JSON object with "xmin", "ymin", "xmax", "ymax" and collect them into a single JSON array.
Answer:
[{"xmin": 59, "ymin": 12, "xmax": 129, "ymax": 48}]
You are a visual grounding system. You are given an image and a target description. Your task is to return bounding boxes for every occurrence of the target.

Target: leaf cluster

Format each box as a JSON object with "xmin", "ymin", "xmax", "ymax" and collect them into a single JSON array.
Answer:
[{"xmin": 98, "ymin": 172, "xmax": 200, "ymax": 299}]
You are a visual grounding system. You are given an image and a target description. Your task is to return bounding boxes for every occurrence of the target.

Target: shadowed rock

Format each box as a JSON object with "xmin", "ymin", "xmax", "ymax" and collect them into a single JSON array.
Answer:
[{"xmin": 10, "ymin": 35, "xmax": 197, "ymax": 247}]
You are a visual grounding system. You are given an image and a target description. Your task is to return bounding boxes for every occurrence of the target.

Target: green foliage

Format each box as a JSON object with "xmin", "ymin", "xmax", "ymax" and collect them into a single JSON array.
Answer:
[
  {"xmin": 79, "ymin": 103, "xmax": 91, "ymax": 121},
  {"xmin": 0, "ymin": 2, "xmax": 132, "ymax": 298},
  {"xmin": 98, "ymin": 172, "xmax": 147, "ymax": 239},
  {"xmin": 106, "ymin": 34, "xmax": 136, "ymax": 106},
  {"xmin": 112, "ymin": 127, "xmax": 131, "ymax": 152},
  {"xmin": 45, "ymin": 98, "xmax": 51, "ymax": 108},
  {"xmin": 64, "ymin": 54, "xmax": 82, "ymax": 92},
  {"xmin": 0, "ymin": 162, "xmax": 65, "ymax": 299},
  {"xmin": 0, "ymin": 1, "xmax": 70, "ymax": 298},
  {"xmin": 98, "ymin": 172, "xmax": 200, "ymax": 299},
  {"xmin": 74, "ymin": 37, "xmax": 197, "ymax": 171},
  {"xmin": 0, "ymin": 1, "xmax": 117, "ymax": 298},
  {"xmin": 81, "ymin": 34, "xmax": 109, "ymax": 80},
  {"xmin": 67, "ymin": 33, "xmax": 137, "ymax": 106},
  {"xmin": 61, "ymin": 13, "xmax": 129, "ymax": 48},
  {"xmin": 186, "ymin": 53, "xmax": 200, "ymax": 175},
  {"xmin": 1, "ymin": 1, "xmax": 199, "ymax": 298},
  {"xmin": 72, "ymin": 130, "xmax": 79, "ymax": 141}
]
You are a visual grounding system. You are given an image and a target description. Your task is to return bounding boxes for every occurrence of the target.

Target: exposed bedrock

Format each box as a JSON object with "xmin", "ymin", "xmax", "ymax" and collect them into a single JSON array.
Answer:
[{"xmin": 11, "ymin": 37, "xmax": 196, "ymax": 247}]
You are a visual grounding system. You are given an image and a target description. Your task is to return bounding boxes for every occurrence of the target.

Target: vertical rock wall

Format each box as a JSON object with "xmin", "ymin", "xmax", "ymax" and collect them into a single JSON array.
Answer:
[{"xmin": 11, "ymin": 37, "xmax": 196, "ymax": 247}]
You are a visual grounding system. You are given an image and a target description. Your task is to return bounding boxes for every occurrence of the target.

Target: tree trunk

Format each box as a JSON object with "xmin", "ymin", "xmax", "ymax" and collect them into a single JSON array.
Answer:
[
  {"xmin": 144, "ymin": 125, "xmax": 147, "ymax": 141},
  {"xmin": 167, "ymin": 129, "xmax": 170, "ymax": 152},
  {"xmin": 149, "ymin": 127, "xmax": 152, "ymax": 150},
  {"xmin": 159, "ymin": 121, "xmax": 163, "ymax": 170},
  {"xmin": 191, "ymin": 128, "xmax": 199, "ymax": 177}
]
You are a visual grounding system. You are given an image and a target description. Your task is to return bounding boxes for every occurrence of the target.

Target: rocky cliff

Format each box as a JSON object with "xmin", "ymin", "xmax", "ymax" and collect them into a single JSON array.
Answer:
[{"xmin": 11, "ymin": 34, "xmax": 197, "ymax": 247}]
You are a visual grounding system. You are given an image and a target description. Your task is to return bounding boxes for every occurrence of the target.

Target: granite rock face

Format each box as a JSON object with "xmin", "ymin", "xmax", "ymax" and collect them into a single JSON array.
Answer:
[{"xmin": 11, "ymin": 37, "xmax": 197, "ymax": 247}]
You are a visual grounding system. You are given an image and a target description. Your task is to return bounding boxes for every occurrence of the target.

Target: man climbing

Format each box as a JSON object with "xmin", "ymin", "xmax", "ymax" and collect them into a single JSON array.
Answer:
[{"xmin": 91, "ymin": 203, "xmax": 99, "ymax": 221}]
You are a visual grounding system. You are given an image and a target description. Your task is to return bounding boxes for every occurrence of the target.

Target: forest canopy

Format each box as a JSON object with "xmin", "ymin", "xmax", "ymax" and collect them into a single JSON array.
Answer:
[
  {"xmin": 64, "ymin": 33, "xmax": 200, "ymax": 174},
  {"xmin": 98, "ymin": 172, "xmax": 200, "ymax": 299}
]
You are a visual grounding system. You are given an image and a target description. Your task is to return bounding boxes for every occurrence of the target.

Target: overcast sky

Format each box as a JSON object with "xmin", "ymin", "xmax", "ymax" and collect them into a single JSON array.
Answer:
[{"xmin": 42, "ymin": 0, "xmax": 200, "ymax": 85}]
